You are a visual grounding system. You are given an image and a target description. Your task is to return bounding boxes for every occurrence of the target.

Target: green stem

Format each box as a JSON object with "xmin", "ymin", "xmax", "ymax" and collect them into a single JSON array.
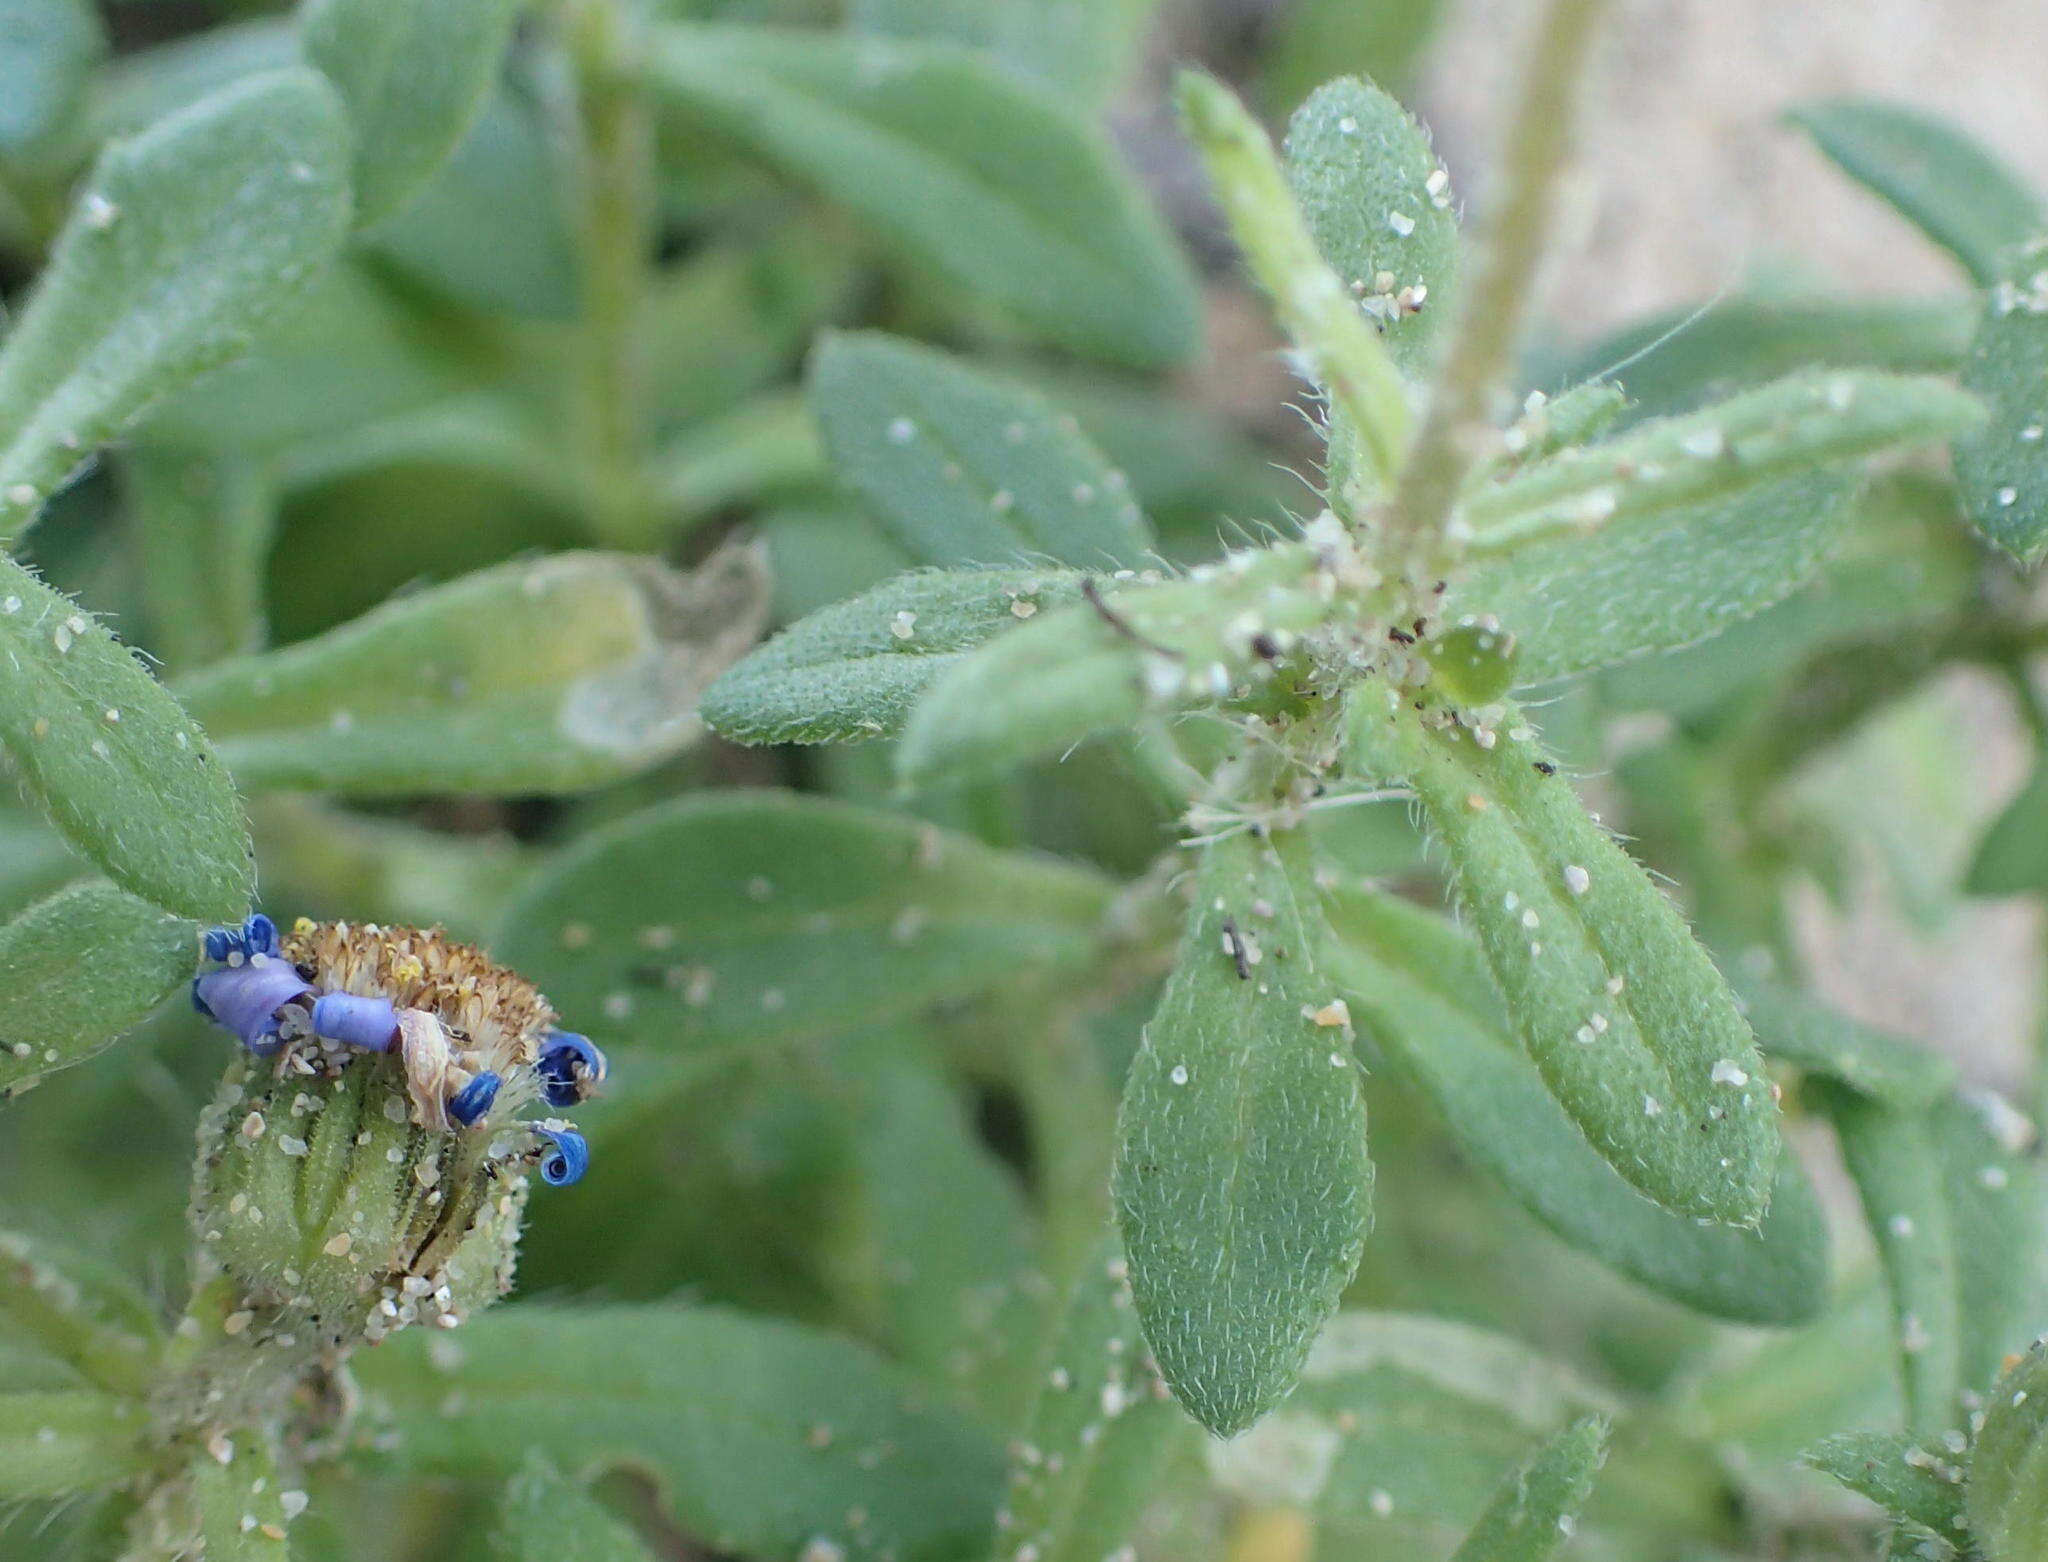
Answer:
[
  {"xmin": 564, "ymin": 0, "xmax": 658, "ymax": 549},
  {"xmin": 1392, "ymin": 0, "xmax": 1611, "ymax": 561}
]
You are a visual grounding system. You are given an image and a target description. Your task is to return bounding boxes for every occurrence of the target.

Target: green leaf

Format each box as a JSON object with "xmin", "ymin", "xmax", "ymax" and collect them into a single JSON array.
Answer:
[
  {"xmin": 493, "ymin": 1455, "xmax": 659, "ymax": 1562},
  {"xmin": 495, "ymin": 791, "xmax": 1112, "ymax": 1055},
  {"xmin": 811, "ymin": 332, "xmax": 1153, "ymax": 568},
  {"xmin": 1208, "ymin": 1312, "xmax": 1612, "ymax": 1553},
  {"xmin": 846, "ymin": 0, "xmax": 1157, "ymax": 108},
  {"xmin": 1351, "ymin": 699, "xmax": 1778, "ymax": 1225},
  {"xmin": 355, "ymin": 1303, "xmax": 1005, "ymax": 1562},
  {"xmin": 1463, "ymin": 371, "xmax": 1982, "ymax": 553},
  {"xmin": 637, "ymin": 25, "xmax": 1199, "ymax": 367},
  {"xmin": 0, "ymin": 1228, "xmax": 162, "ymax": 1396},
  {"xmin": 988, "ymin": 1240, "xmax": 1188, "ymax": 1562},
  {"xmin": 1320, "ymin": 886, "xmax": 1829, "ymax": 1325},
  {"xmin": 89, "ymin": 18, "xmax": 297, "ymax": 142},
  {"xmin": 0, "ymin": 1391, "xmax": 148, "ymax": 1497},
  {"xmin": 1801, "ymin": 1430, "xmax": 1967, "ymax": 1538},
  {"xmin": 1284, "ymin": 75, "xmax": 1458, "ymax": 378},
  {"xmin": 1449, "ymin": 1414, "xmax": 1609, "ymax": 1562},
  {"xmin": 0, "ymin": 555, "xmax": 251, "ymax": 922},
  {"xmin": 126, "ymin": 446, "xmax": 275, "ymax": 675},
  {"xmin": 896, "ymin": 542, "xmax": 1334, "ymax": 790},
  {"xmin": 0, "ymin": 69, "xmax": 353, "ymax": 536},
  {"xmin": 1789, "ymin": 99, "xmax": 2042, "ymax": 286},
  {"xmin": 176, "ymin": 548, "xmax": 769, "ymax": 796},
  {"xmin": 1955, "ymin": 240, "xmax": 2048, "ymax": 566},
  {"xmin": 1734, "ymin": 972, "xmax": 1954, "ymax": 1108},
  {"xmin": 1968, "ymin": 760, "xmax": 2048, "ymax": 895},
  {"xmin": 1458, "ymin": 472, "xmax": 1851, "ymax": 685},
  {"xmin": 1969, "ymin": 1342, "xmax": 2048, "ymax": 1561},
  {"xmin": 0, "ymin": 880, "xmax": 195, "ymax": 1101},
  {"xmin": 190, "ymin": 1434, "xmax": 293, "ymax": 1562},
  {"xmin": 1262, "ymin": 0, "xmax": 1444, "ymax": 111},
  {"xmin": 705, "ymin": 566, "xmax": 1086, "ymax": 746},
  {"xmin": 302, "ymin": 0, "xmax": 521, "ymax": 229},
  {"xmin": 0, "ymin": 0, "xmax": 103, "ymax": 155},
  {"xmin": 1548, "ymin": 295, "xmax": 1974, "ymax": 425},
  {"xmin": 1113, "ymin": 830, "xmax": 1373, "ymax": 1436}
]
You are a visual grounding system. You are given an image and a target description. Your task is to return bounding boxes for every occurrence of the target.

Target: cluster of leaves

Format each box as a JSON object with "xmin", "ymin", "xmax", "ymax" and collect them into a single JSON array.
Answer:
[{"xmin": 0, "ymin": 0, "xmax": 2046, "ymax": 1560}]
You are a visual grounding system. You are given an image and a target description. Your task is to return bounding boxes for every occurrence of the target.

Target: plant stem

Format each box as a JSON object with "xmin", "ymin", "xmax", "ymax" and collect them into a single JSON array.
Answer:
[
  {"xmin": 564, "ymin": 0, "xmax": 657, "ymax": 549},
  {"xmin": 1393, "ymin": 0, "xmax": 1612, "ymax": 562}
]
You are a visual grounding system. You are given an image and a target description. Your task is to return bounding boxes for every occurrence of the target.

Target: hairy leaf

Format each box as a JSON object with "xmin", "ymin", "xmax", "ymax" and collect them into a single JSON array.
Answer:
[
  {"xmin": 1351, "ymin": 699, "xmax": 1778, "ymax": 1224},
  {"xmin": 496, "ymin": 791, "xmax": 1112, "ymax": 1054},
  {"xmin": 1969, "ymin": 1343, "xmax": 2048, "ymax": 1562},
  {"xmin": 638, "ymin": 25, "xmax": 1199, "ymax": 367},
  {"xmin": 0, "ymin": 0, "xmax": 102, "ymax": 153},
  {"xmin": 302, "ymin": 0, "xmax": 521, "ymax": 228},
  {"xmin": 1285, "ymin": 75, "xmax": 1458, "ymax": 377},
  {"xmin": 0, "ymin": 1391, "xmax": 148, "ymax": 1496},
  {"xmin": 1735, "ymin": 972, "xmax": 1954, "ymax": 1108},
  {"xmin": 1955, "ymin": 240, "xmax": 2048, "ymax": 565},
  {"xmin": 0, "ymin": 555, "xmax": 251, "ymax": 922},
  {"xmin": 0, "ymin": 881, "xmax": 195, "ymax": 1100},
  {"xmin": 1801, "ymin": 1430, "xmax": 1967, "ymax": 1538},
  {"xmin": 0, "ymin": 70, "xmax": 352, "ymax": 536},
  {"xmin": 1450, "ymin": 1414, "xmax": 1609, "ymax": 1562},
  {"xmin": 989, "ymin": 1240, "xmax": 1188, "ymax": 1562},
  {"xmin": 705, "ymin": 567, "xmax": 1086, "ymax": 745},
  {"xmin": 811, "ymin": 333, "xmax": 1153, "ymax": 568},
  {"xmin": 190, "ymin": 1435, "xmax": 292, "ymax": 1562},
  {"xmin": 1321, "ymin": 886, "xmax": 1828, "ymax": 1324},
  {"xmin": 178, "ymin": 549, "xmax": 769, "ymax": 796},
  {"xmin": 0, "ymin": 1228, "xmax": 162, "ymax": 1395},
  {"xmin": 493, "ymin": 1455, "xmax": 658, "ymax": 1562},
  {"xmin": 1113, "ymin": 831, "xmax": 1373, "ymax": 1436},
  {"xmin": 356, "ymin": 1304, "xmax": 1005, "ymax": 1562},
  {"xmin": 1789, "ymin": 99, "xmax": 2042, "ymax": 286}
]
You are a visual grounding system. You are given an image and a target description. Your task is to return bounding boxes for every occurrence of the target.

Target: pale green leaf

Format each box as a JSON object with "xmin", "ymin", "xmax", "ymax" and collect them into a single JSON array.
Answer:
[
  {"xmin": 191, "ymin": 1435, "xmax": 292, "ymax": 1562},
  {"xmin": 302, "ymin": 0, "xmax": 521, "ymax": 229},
  {"xmin": 125, "ymin": 446, "xmax": 274, "ymax": 675},
  {"xmin": 1449, "ymin": 1414, "xmax": 1609, "ymax": 1562},
  {"xmin": 0, "ymin": 880, "xmax": 195, "ymax": 1100},
  {"xmin": 637, "ymin": 25, "xmax": 1199, "ymax": 367},
  {"xmin": 1351, "ymin": 698, "xmax": 1778, "ymax": 1224},
  {"xmin": 495, "ymin": 791, "xmax": 1113, "ymax": 1055},
  {"xmin": 704, "ymin": 566, "xmax": 1086, "ymax": 746},
  {"xmin": 1463, "ymin": 371, "xmax": 1982, "ymax": 553},
  {"xmin": 649, "ymin": 390, "xmax": 825, "ymax": 534},
  {"xmin": 493, "ymin": 1455, "xmax": 659, "ymax": 1562},
  {"xmin": 1457, "ymin": 472, "xmax": 1851, "ymax": 685},
  {"xmin": 1734, "ymin": 972, "xmax": 1955, "ymax": 1108},
  {"xmin": 811, "ymin": 332, "xmax": 1153, "ymax": 568},
  {"xmin": 355, "ymin": 1303, "xmax": 1006, "ymax": 1562},
  {"xmin": 1320, "ymin": 886, "xmax": 1829, "ymax": 1324},
  {"xmin": 1968, "ymin": 760, "xmax": 2048, "ymax": 895},
  {"xmin": 1955, "ymin": 239, "xmax": 2048, "ymax": 565},
  {"xmin": 1789, "ymin": 99, "xmax": 2042, "ymax": 286},
  {"xmin": 0, "ymin": 69, "xmax": 353, "ymax": 536},
  {"xmin": 1969, "ymin": 1343, "xmax": 2048, "ymax": 1562},
  {"xmin": 1801, "ymin": 1430, "xmax": 1967, "ymax": 1538},
  {"xmin": 0, "ymin": 1391, "xmax": 148, "ymax": 1497},
  {"xmin": 1262, "ymin": 0, "xmax": 1445, "ymax": 111},
  {"xmin": 177, "ymin": 548, "xmax": 769, "ymax": 796},
  {"xmin": 1285, "ymin": 75, "xmax": 1458, "ymax": 377},
  {"xmin": 847, "ymin": 0, "xmax": 1157, "ymax": 108},
  {"xmin": 89, "ymin": 18, "xmax": 296, "ymax": 142},
  {"xmin": 0, "ymin": 0, "xmax": 103, "ymax": 154},
  {"xmin": 1112, "ymin": 831, "xmax": 1373, "ymax": 1436},
  {"xmin": 0, "ymin": 1228, "xmax": 162, "ymax": 1396},
  {"xmin": 896, "ymin": 543, "xmax": 1333, "ymax": 789},
  {"xmin": 0, "ymin": 556, "xmax": 252, "ymax": 922},
  {"xmin": 989, "ymin": 1239, "xmax": 1188, "ymax": 1562}
]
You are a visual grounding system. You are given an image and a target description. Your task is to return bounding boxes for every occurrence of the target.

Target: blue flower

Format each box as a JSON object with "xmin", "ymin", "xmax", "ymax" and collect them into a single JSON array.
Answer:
[
  {"xmin": 192, "ymin": 915, "xmax": 310, "ymax": 1055},
  {"xmin": 310, "ymin": 992, "xmax": 400, "ymax": 1053},
  {"xmin": 535, "ymin": 1031, "xmax": 607, "ymax": 1108},
  {"xmin": 447, "ymin": 1071, "xmax": 502, "ymax": 1126},
  {"xmin": 537, "ymin": 1126, "xmax": 589, "ymax": 1187}
]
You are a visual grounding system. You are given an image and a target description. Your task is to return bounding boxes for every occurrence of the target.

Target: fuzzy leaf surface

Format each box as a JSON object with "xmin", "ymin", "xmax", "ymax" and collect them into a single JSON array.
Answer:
[
  {"xmin": 1449, "ymin": 1414, "xmax": 1610, "ymax": 1562},
  {"xmin": 1955, "ymin": 240, "xmax": 2048, "ymax": 565},
  {"xmin": 1969, "ymin": 1343, "xmax": 2048, "ymax": 1562}
]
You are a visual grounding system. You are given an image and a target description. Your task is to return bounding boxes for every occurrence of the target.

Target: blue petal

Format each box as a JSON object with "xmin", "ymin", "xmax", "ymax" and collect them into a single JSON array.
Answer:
[
  {"xmin": 311, "ymin": 992, "xmax": 400, "ymax": 1052},
  {"xmin": 202, "ymin": 926, "xmax": 237, "ymax": 963},
  {"xmin": 448, "ymin": 1071, "xmax": 502, "ymax": 1127},
  {"xmin": 243, "ymin": 914, "xmax": 280, "ymax": 958},
  {"xmin": 537, "ymin": 1126, "xmax": 589, "ymax": 1187},
  {"xmin": 192, "ymin": 960, "xmax": 312, "ymax": 1054},
  {"xmin": 536, "ymin": 1030, "xmax": 607, "ymax": 1108}
]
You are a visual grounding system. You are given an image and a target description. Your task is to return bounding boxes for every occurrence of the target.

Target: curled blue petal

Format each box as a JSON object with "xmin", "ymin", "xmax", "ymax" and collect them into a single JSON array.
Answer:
[
  {"xmin": 242, "ymin": 914, "xmax": 280, "ymax": 958},
  {"xmin": 447, "ymin": 1071, "xmax": 502, "ymax": 1127},
  {"xmin": 536, "ymin": 1030, "xmax": 608, "ymax": 1108},
  {"xmin": 311, "ymin": 992, "xmax": 400, "ymax": 1052},
  {"xmin": 192, "ymin": 959, "xmax": 312, "ymax": 1055},
  {"xmin": 202, "ymin": 926, "xmax": 237, "ymax": 963},
  {"xmin": 537, "ymin": 1126, "xmax": 589, "ymax": 1187}
]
